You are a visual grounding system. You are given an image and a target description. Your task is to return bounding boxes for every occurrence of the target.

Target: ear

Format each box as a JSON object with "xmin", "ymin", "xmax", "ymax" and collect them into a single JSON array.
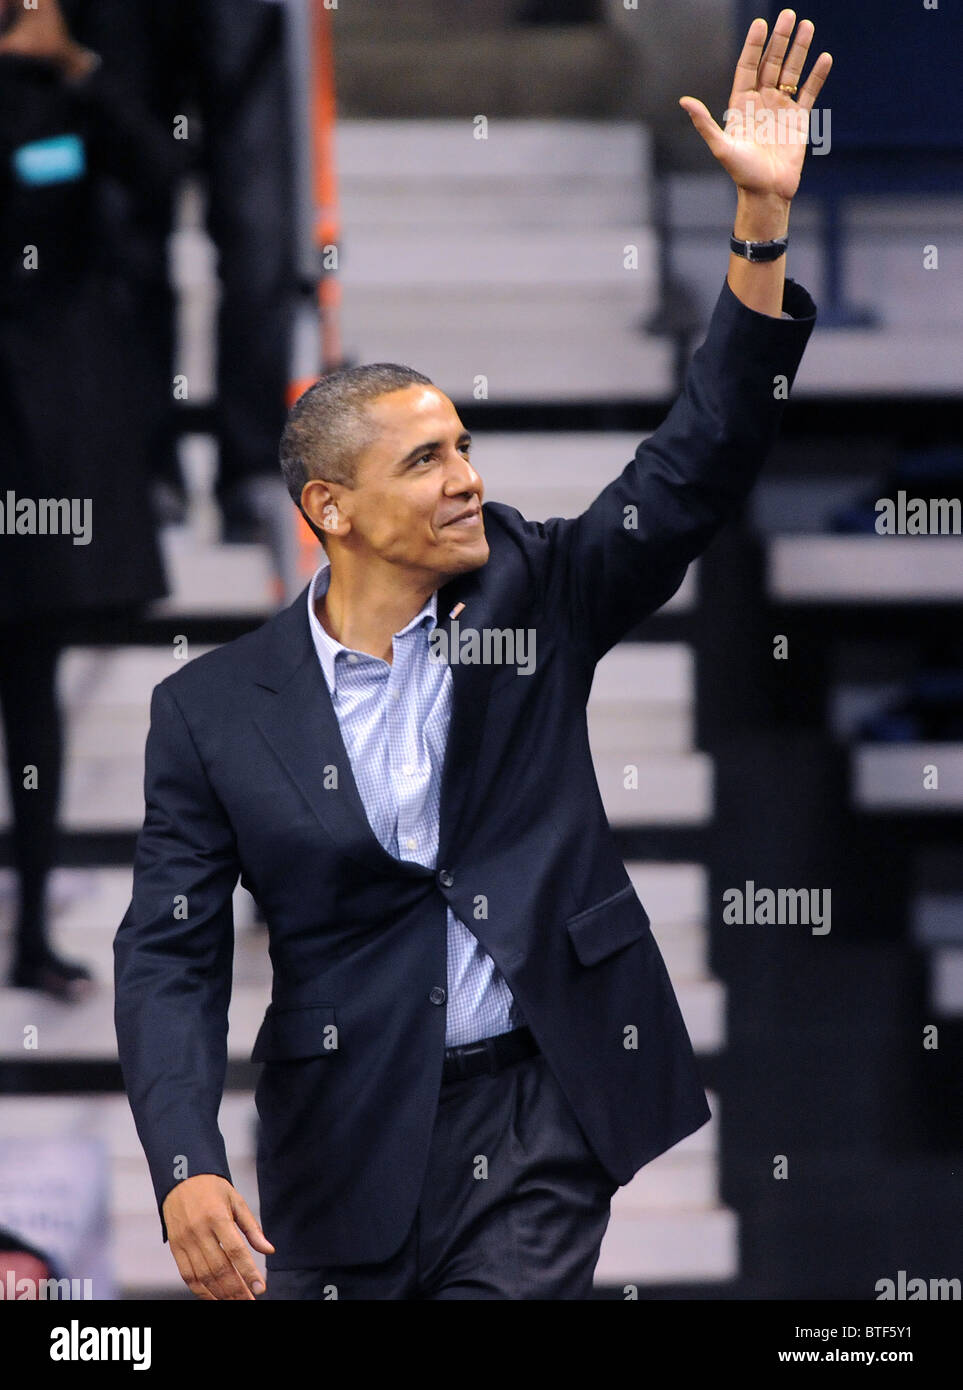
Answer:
[{"xmin": 301, "ymin": 477, "xmax": 345, "ymax": 541}]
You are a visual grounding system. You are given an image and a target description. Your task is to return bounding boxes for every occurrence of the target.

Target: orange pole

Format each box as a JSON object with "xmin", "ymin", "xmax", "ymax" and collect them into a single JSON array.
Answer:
[{"xmin": 312, "ymin": 0, "xmax": 342, "ymax": 373}]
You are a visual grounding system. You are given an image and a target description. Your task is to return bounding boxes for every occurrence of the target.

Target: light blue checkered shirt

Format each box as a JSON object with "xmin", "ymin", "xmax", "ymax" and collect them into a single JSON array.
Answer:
[{"xmin": 306, "ymin": 560, "xmax": 525, "ymax": 1047}]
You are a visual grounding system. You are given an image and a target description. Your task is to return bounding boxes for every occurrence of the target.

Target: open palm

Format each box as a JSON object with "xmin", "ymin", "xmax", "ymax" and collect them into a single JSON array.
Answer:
[{"xmin": 680, "ymin": 10, "xmax": 833, "ymax": 202}]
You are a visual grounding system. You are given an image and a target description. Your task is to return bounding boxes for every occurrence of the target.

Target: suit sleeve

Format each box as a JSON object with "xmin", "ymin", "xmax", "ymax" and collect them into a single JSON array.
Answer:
[
  {"xmin": 114, "ymin": 680, "xmax": 241, "ymax": 1243},
  {"xmin": 538, "ymin": 276, "xmax": 817, "ymax": 667}
]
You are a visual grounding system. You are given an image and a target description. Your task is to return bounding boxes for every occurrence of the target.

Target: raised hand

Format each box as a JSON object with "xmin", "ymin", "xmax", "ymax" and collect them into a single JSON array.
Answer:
[{"xmin": 679, "ymin": 10, "xmax": 832, "ymax": 203}]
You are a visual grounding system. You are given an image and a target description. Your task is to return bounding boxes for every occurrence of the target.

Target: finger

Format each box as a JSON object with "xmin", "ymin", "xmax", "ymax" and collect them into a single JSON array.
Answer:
[
  {"xmin": 797, "ymin": 51, "xmax": 833, "ymax": 111},
  {"xmin": 775, "ymin": 17, "xmax": 814, "ymax": 92},
  {"xmin": 170, "ymin": 1239, "xmax": 217, "ymax": 1301},
  {"xmin": 758, "ymin": 9, "xmax": 798, "ymax": 90},
  {"xmin": 217, "ymin": 1221, "xmax": 268, "ymax": 1297},
  {"xmin": 191, "ymin": 1229, "xmax": 255, "ymax": 1301},
  {"xmin": 730, "ymin": 16, "xmax": 769, "ymax": 98},
  {"xmin": 678, "ymin": 98, "xmax": 729, "ymax": 160},
  {"xmin": 231, "ymin": 1194, "xmax": 275, "ymax": 1257}
]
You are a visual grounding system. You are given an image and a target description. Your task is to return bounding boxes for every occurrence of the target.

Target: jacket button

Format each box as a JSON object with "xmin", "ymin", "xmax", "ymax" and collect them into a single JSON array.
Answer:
[
  {"xmin": 438, "ymin": 869, "xmax": 454, "ymax": 887},
  {"xmin": 429, "ymin": 986, "xmax": 447, "ymax": 1005}
]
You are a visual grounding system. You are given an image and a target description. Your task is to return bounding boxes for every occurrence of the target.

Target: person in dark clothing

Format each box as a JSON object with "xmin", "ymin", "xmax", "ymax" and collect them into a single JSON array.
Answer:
[
  {"xmin": 65, "ymin": 0, "xmax": 301, "ymax": 545},
  {"xmin": 0, "ymin": 0, "xmax": 184, "ymax": 998}
]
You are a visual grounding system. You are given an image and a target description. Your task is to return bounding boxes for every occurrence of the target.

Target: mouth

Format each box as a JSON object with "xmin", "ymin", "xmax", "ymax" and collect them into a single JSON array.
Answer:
[{"xmin": 443, "ymin": 506, "xmax": 482, "ymax": 529}]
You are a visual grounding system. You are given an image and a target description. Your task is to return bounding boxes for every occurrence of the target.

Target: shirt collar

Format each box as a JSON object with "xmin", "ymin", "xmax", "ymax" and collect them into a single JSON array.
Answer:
[{"xmin": 306, "ymin": 554, "xmax": 438, "ymax": 694}]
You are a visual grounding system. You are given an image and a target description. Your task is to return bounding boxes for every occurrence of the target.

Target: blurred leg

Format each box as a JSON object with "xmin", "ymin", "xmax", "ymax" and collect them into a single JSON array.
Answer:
[
  {"xmin": 195, "ymin": 0, "xmax": 298, "ymax": 510},
  {"xmin": 0, "ymin": 625, "xmax": 62, "ymax": 972}
]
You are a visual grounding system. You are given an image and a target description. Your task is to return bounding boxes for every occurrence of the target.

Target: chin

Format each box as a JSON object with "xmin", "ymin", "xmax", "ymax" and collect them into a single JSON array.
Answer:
[{"xmin": 442, "ymin": 533, "xmax": 489, "ymax": 573}]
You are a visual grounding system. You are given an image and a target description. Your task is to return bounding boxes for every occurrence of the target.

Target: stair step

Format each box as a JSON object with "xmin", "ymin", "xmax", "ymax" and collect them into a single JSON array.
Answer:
[
  {"xmin": 154, "ymin": 531, "xmax": 277, "ymax": 615},
  {"xmin": 596, "ymin": 750, "xmax": 713, "ymax": 825},
  {"xmin": 931, "ymin": 947, "xmax": 963, "ymax": 1016},
  {"xmin": 339, "ymin": 183, "xmax": 645, "ymax": 230},
  {"xmin": 337, "ymin": 306, "xmax": 673, "ymax": 400},
  {"xmin": 769, "ymin": 537, "xmax": 963, "ymax": 603},
  {"xmin": 592, "ymin": 643, "xmax": 694, "ymax": 705},
  {"xmin": 596, "ymin": 1206, "xmax": 738, "ymax": 1285},
  {"xmin": 334, "ymin": 37, "xmax": 638, "ymax": 119},
  {"xmin": 338, "ymin": 226, "xmax": 656, "ymax": 290},
  {"xmin": 853, "ymin": 744, "xmax": 963, "ymax": 810}
]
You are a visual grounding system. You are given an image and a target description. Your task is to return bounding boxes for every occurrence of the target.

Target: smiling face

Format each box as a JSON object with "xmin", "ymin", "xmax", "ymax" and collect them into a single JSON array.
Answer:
[{"xmin": 309, "ymin": 383, "xmax": 490, "ymax": 583}]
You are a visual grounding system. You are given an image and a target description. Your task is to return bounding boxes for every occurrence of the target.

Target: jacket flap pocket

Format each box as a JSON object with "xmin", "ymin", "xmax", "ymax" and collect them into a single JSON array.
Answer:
[
  {"xmin": 565, "ymin": 884, "xmax": 651, "ymax": 966},
  {"xmin": 251, "ymin": 1004, "xmax": 338, "ymax": 1062}
]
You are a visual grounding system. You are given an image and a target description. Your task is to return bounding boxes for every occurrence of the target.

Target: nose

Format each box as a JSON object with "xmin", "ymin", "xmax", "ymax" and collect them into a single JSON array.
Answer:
[{"xmin": 444, "ymin": 453, "xmax": 482, "ymax": 498}]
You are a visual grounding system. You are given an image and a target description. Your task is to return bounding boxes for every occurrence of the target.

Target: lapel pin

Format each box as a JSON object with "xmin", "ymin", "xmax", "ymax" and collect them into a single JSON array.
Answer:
[{"xmin": 448, "ymin": 602, "xmax": 465, "ymax": 619}]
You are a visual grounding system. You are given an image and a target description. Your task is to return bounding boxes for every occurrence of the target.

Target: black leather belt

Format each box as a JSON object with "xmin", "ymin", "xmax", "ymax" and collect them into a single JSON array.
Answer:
[{"xmin": 442, "ymin": 1025, "xmax": 540, "ymax": 1082}]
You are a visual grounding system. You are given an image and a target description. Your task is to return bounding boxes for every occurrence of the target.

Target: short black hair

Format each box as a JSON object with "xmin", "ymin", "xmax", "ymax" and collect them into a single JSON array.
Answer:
[{"xmin": 279, "ymin": 363, "xmax": 434, "ymax": 545}]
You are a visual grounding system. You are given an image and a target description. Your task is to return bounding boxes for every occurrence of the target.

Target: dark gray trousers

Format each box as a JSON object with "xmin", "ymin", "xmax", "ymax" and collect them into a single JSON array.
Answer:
[{"xmin": 262, "ymin": 1051, "xmax": 619, "ymax": 1300}]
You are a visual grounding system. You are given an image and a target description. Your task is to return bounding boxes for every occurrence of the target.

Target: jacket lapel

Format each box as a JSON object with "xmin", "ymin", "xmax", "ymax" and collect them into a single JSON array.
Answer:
[
  {"xmin": 250, "ymin": 567, "xmax": 498, "ymax": 877},
  {"xmin": 251, "ymin": 587, "xmax": 425, "ymax": 878},
  {"xmin": 433, "ymin": 567, "xmax": 499, "ymax": 868}
]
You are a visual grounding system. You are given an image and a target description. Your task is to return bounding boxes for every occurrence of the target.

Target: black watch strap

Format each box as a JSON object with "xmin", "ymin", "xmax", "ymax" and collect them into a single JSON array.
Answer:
[{"xmin": 730, "ymin": 233, "xmax": 789, "ymax": 262}]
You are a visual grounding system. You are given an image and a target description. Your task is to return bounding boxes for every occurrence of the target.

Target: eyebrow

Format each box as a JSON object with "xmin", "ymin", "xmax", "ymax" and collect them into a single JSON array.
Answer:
[{"xmin": 396, "ymin": 431, "xmax": 472, "ymax": 469}]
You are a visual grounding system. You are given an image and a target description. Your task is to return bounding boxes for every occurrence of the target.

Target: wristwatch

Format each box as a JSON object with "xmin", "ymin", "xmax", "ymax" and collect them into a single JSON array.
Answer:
[{"xmin": 730, "ymin": 233, "xmax": 789, "ymax": 262}]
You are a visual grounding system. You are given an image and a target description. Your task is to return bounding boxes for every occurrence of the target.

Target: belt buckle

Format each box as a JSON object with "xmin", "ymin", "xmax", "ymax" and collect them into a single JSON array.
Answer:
[{"xmin": 447, "ymin": 1039, "xmax": 482, "ymax": 1081}]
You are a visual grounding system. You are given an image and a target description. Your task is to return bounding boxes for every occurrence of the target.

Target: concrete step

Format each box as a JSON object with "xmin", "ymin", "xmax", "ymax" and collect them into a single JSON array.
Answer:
[
  {"xmin": 336, "ymin": 303, "xmax": 673, "ymax": 400},
  {"xmin": 595, "ymin": 750, "xmax": 713, "ymax": 825},
  {"xmin": 153, "ymin": 529, "xmax": 277, "ymax": 615},
  {"xmin": 626, "ymin": 861, "xmax": 706, "ymax": 924},
  {"xmin": 337, "ymin": 226, "xmax": 657, "ymax": 291},
  {"xmin": 911, "ymin": 891, "xmax": 963, "ymax": 947},
  {"xmin": 334, "ymin": 31, "xmax": 638, "ymax": 120},
  {"xmin": 630, "ymin": 868, "xmax": 710, "ymax": 980},
  {"xmin": 931, "ymin": 947, "xmax": 963, "ymax": 1016},
  {"xmin": 596, "ymin": 1206, "xmax": 737, "ymax": 1285},
  {"xmin": 170, "ymin": 118, "xmax": 664, "ymax": 402},
  {"xmin": 590, "ymin": 642, "xmax": 694, "ymax": 727},
  {"xmin": 333, "ymin": 118, "xmax": 652, "ymax": 190},
  {"xmin": 589, "ymin": 647, "xmax": 695, "ymax": 754},
  {"xmin": 650, "ymin": 922, "xmax": 710, "ymax": 986},
  {"xmin": 339, "ymin": 182, "xmax": 645, "ymax": 230},
  {"xmin": 852, "ymin": 744, "xmax": 963, "ymax": 811},
  {"xmin": 769, "ymin": 537, "xmax": 963, "ymax": 603}
]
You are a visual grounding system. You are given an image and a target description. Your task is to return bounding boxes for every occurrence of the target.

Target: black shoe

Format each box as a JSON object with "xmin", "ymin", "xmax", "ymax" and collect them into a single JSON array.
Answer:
[{"xmin": 9, "ymin": 952, "xmax": 94, "ymax": 1002}]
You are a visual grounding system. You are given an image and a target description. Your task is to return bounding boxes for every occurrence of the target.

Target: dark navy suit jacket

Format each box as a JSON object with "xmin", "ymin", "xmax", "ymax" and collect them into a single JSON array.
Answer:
[{"xmin": 114, "ymin": 276, "xmax": 816, "ymax": 1268}]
